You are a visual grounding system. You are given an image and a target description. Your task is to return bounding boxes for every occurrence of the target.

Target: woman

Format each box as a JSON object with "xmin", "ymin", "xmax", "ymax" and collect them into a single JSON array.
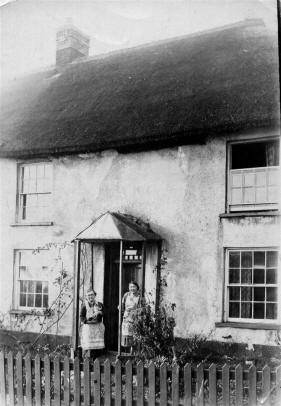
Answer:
[
  {"xmin": 80, "ymin": 289, "xmax": 105, "ymax": 358},
  {"xmin": 121, "ymin": 281, "xmax": 143, "ymax": 354}
]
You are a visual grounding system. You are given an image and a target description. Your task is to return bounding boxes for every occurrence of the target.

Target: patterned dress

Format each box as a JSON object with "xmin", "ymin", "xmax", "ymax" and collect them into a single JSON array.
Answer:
[
  {"xmin": 121, "ymin": 292, "xmax": 141, "ymax": 347},
  {"xmin": 80, "ymin": 300, "xmax": 105, "ymax": 350}
]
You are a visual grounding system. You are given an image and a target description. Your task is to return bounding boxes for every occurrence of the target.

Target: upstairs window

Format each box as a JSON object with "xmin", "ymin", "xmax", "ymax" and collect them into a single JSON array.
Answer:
[
  {"xmin": 17, "ymin": 162, "xmax": 52, "ymax": 222},
  {"xmin": 228, "ymin": 139, "xmax": 279, "ymax": 211}
]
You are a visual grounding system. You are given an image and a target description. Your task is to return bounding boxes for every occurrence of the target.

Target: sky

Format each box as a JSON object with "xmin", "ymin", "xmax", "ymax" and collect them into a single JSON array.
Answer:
[{"xmin": 0, "ymin": 0, "xmax": 278, "ymax": 82}]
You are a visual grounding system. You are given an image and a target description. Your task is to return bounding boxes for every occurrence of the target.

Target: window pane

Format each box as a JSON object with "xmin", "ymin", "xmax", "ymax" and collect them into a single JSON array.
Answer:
[
  {"xmin": 231, "ymin": 188, "xmax": 243, "ymax": 204},
  {"xmin": 266, "ymin": 303, "xmax": 277, "ymax": 319},
  {"xmin": 254, "ymin": 303, "xmax": 265, "ymax": 319},
  {"xmin": 241, "ymin": 269, "xmax": 252, "ymax": 284},
  {"xmin": 254, "ymin": 252, "xmax": 265, "ymax": 267},
  {"xmin": 231, "ymin": 173, "xmax": 243, "ymax": 187},
  {"xmin": 244, "ymin": 187, "xmax": 255, "ymax": 204},
  {"xmin": 254, "ymin": 287, "xmax": 265, "ymax": 301},
  {"xmin": 241, "ymin": 287, "xmax": 252, "ymax": 301},
  {"xmin": 268, "ymin": 169, "xmax": 279, "ymax": 185},
  {"xmin": 27, "ymin": 294, "xmax": 34, "ymax": 307},
  {"xmin": 241, "ymin": 302, "xmax": 252, "ymax": 318},
  {"xmin": 267, "ymin": 287, "xmax": 277, "ymax": 302},
  {"xmin": 229, "ymin": 268, "xmax": 240, "ymax": 284},
  {"xmin": 229, "ymin": 287, "xmax": 240, "ymax": 300},
  {"xmin": 256, "ymin": 187, "xmax": 266, "ymax": 203},
  {"xmin": 20, "ymin": 280, "xmax": 27, "ymax": 293},
  {"xmin": 36, "ymin": 282, "xmax": 42, "ymax": 293},
  {"xmin": 43, "ymin": 295, "xmax": 48, "ymax": 307},
  {"xmin": 35, "ymin": 294, "xmax": 42, "ymax": 308},
  {"xmin": 229, "ymin": 302, "xmax": 240, "ymax": 318},
  {"xmin": 267, "ymin": 251, "xmax": 278, "ymax": 267},
  {"xmin": 268, "ymin": 186, "xmax": 278, "ymax": 202},
  {"xmin": 244, "ymin": 172, "xmax": 255, "ymax": 187},
  {"xmin": 20, "ymin": 293, "xmax": 26, "ymax": 307},
  {"xmin": 253, "ymin": 268, "xmax": 265, "ymax": 284},
  {"xmin": 229, "ymin": 252, "xmax": 240, "ymax": 268},
  {"xmin": 43, "ymin": 282, "xmax": 48, "ymax": 294},
  {"xmin": 241, "ymin": 251, "xmax": 252, "ymax": 267},
  {"xmin": 27, "ymin": 281, "xmax": 35, "ymax": 293},
  {"xmin": 266, "ymin": 269, "xmax": 277, "ymax": 284},
  {"xmin": 256, "ymin": 171, "xmax": 266, "ymax": 186}
]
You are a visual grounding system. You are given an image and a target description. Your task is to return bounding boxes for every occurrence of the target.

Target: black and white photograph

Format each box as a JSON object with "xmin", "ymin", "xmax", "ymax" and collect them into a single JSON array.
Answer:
[{"xmin": 0, "ymin": 0, "xmax": 280, "ymax": 404}]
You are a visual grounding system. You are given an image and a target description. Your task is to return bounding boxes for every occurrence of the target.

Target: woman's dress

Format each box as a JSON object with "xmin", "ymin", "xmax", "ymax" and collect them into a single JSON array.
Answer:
[
  {"xmin": 80, "ymin": 301, "xmax": 105, "ymax": 350},
  {"xmin": 121, "ymin": 293, "xmax": 141, "ymax": 347}
]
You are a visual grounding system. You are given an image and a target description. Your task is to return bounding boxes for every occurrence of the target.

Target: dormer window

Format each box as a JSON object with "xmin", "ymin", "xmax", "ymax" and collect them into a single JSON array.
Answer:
[{"xmin": 228, "ymin": 138, "xmax": 280, "ymax": 211}]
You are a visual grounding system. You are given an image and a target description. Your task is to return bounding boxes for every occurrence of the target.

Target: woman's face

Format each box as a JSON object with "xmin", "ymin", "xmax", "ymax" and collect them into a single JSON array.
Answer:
[
  {"xmin": 87, "ymin": 292, "xmax": 96, "ymax": 304},
  {"xmin": 129, "ymin": 283, "xmax": 138, "ymax": 294}
]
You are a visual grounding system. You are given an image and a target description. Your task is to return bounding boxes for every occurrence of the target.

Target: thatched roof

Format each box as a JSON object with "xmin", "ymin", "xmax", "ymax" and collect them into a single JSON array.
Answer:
[{"xmin": 0, "ymin": 19, "xmax": 279, "ymax": 158}]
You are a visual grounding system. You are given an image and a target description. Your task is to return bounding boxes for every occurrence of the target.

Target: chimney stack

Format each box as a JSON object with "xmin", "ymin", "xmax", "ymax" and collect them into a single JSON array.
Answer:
[{"xmin": 56, "ymin": 19, "xmax": 90, "ymax": 66}]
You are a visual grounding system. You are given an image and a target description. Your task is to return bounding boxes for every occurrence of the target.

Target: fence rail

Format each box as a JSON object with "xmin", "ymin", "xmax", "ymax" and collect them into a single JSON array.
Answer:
[{"xmin": 0, "ymin": 351, "xmax": 280, "ymax": 405}]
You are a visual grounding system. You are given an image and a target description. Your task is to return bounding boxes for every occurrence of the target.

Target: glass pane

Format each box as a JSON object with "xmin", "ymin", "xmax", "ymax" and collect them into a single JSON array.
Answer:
[
  {"xmin": 267, "ymin": 251, "xmax": 278, "ymax": 267},
  {"xmin": 20, "ymin": 293, "xmax": 26, "ymax": 307},
  {"xmin": 268, "ymin": 169, "xmax": 279, "ymax": 185},
  {"xmin": 36, "ymin": 281, "xmax": 42, "ymax": 293},
  {"xmin": 244, "ymin": 172, "xmax": 255, "ymax": 187},
  {"xmin": 231, "ymin": 173, "xmax": 243, "ymax": 188},
  {"xmin": 267, "ymin": 287, "xmax": 277, "ymax": 302},
  {"xmin": 35, "ymin": 294, "xmax": 42, "ymax": 307},
  {"xmin": 254, "ymin": 287, "xmax": 265, "ymax": 301},
  {"xmin": 256, "ymin": 171, "xmax": 266, "ymax": 186},
  {"xmin": 241, "ymin": 302, "xmax": 252, "ymax": 318},
  {"xmin": 244, "ymin": 187, "xmax": 255, "ymax": 204},
  {"xmin": 43, "ymin": 282, "xmax": 48, "ymax": 294},
  {"xmin": 27, "ymin": 294, "xmax": 34, "ymax": 307},
  {"xmin": 241, "ymin": 287, "xmax": 252, "ymax": 301},
  {"xmin": 253, "ymin": 268, "xmax": 265, "ymax": 284},
  {"xmin": 266, "ymin": 269, "xmax": 277, "ymax": 284},
  {"xmin": 43, "ymin": 295, "xmax": 48, "ymax": 307},
  {"xmin": 229, "ymin": 252, "xmax": 240, "ymax": 268},
  {"xmin": 27, "ymin": 281, "xmax": 35, "ymax": 293},
  {"xmin": 229, "ymin": 302, "xmax": 240, "ymax": 318},
  {"xmin": 229, "ymin": 287, "xmax": 240, "ymax": 300},
  {"xmin": 20, "ymin": 280, "xmax": 27, "ymax": 293},
  {"xmin": 254, "ymin": 303, "xmax": 264, "ymax": 319},
  {"xmin": 229, "ymin": 268, "xmax": 240, "ymax": 284},
  {"xmin": 266, "ymin": 303, "xmax": 277, "ymax": 319},
  {"xmin": 256, "ymin": 187, "xmax": 266, "ymax": 203},
  {"xmin": 231, "ymin": 188, "xmax": 243, "ymax": 204},
  {"xmin": 268, "ymin": 186, "xmax": 278, "ymax": 202},
  {"xmin": 241, "ymin": 269, "xmax": 252, "ymax": 284},
  {"xmin": 254, "ymin": 251, "xmax": 265, "ymax": 267},
  {"xmin": 241, "ymin": 251, "xmax": 252, "ymax": 267}
]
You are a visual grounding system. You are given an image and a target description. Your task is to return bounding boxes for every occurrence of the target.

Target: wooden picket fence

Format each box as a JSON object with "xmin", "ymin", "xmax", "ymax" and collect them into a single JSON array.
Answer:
[{"xmin": 0, "ymin": 351, "xmax": 280, "ymax": 406}]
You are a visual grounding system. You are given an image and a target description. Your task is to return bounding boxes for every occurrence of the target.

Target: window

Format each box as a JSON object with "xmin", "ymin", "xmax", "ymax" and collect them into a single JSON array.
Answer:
[
  {"xmin": 14, "ymin": 250, "xmax": 50, "ymax": 309},
  {"xmin": 228, "ymin": 139, "xmax": 280, "ymax": 211},
  {"xmin": 226, "ymin": 249, "xmax": 279, "ymax": 322},
  {"xmin": 17, "ymin": 162, "xmax": 52, "ymax": 222}
]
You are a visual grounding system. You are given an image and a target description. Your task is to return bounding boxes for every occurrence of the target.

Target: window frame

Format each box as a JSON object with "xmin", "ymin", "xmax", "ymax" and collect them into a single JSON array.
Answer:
[
  {"xmin": 16, "ymin": 160, "xmax": 53, "ymax": 224},
  {"xmin": 226, "ymin": 137, "xmax": 280, "ymax": 213},
  {"xmin": 224, "ymin": 247, "xmax": 280, "ymax": 324},
  {"xmin": 13, "ymin": 249, "xmax": 50, "ymax": 311}
]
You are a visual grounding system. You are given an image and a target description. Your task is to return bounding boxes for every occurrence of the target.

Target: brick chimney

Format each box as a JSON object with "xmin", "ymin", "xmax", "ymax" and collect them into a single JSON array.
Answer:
[{"xmin": 56, "ymin": 19, "xmax": 90, "ymax": 66}]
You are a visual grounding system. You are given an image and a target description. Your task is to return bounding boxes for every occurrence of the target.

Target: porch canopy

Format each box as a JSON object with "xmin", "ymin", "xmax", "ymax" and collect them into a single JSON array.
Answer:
[{"xmin": 72, "ymin": 212, "xmax": 162, "ymax": 355}]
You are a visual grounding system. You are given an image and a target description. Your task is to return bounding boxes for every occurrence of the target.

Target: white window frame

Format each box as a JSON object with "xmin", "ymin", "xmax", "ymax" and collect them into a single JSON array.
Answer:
[
  {"xmin": 227, "ymin": 138, "xmax": 280, "ymax": 212},
  {"xmin": 16, "ymin": 161, "xmax": 53, "ymax": 223},
  {"xmin": 13, "ymin": 250, "xmax": 50, "ymax": 310},
  {"xmin": 224, "ymin": 248, "xmax": 280, "ymax": 324}
]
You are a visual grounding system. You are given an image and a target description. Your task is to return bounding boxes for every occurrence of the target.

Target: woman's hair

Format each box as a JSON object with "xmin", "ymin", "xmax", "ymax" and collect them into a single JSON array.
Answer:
[
  {"xmin": 86, "ymin": 289, "xmax": 96, "ymax": 296},
  {"xmin": 129, "ymin": 281, "xmax": 139, "ymax": 290}
]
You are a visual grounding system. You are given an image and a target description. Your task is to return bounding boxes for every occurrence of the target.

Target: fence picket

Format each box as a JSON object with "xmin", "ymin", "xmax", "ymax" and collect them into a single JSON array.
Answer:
[
  {"xmin": 94, "ymin": 358, "xmax": 101, "ymax": 406},
  {"xmin": 54, "ymin": 356, "xmax": 61, "ymax": 406},
  {"xmin": 125, "ymin": 360, "xmax": 133, "ymax": 406},
  {"xmin": 63, "ymin": 356, "xmax": 70, "ymax": 406},
  {"xmin": 261, "ymin": 365, "xmax": 270, "ymax": 406},
  {"xmin": 184, "ymin": 363, "xmax": 192, "ymax": 406},
  {"xmin": 148, "ymin": 361, "xmax": 155, "ymax": 406},
  {"xmin": 115, "ymin": 359, "xmax": 122, "ymax": 406},
  {"xmin": 196, "ymin": 363, "xmax": 204, "ymax": 406},
  {"xmin": 24, "ymin": 353, "xmax": 32, "ymax": 406},
  {"xmin": 16, "ymin": 352, "xmax": 23, "ymax": 406},
  {"xmin": 104, "ymin": 359, "xmax": 111, "ymax": 406},
  {"xmin": 235, "ymin": 364, "xmax": 243, "ymax": 406},
  {"xmin": 74, "ymin": 357, "xmax": 81, "ymax": 406},
  {"xmin": 276, "ymin": 365, "xmax": 281, "ymax": 406},
  {"xmin": 222, "ymin": 364, "xmax": 230, "ymax": 406},
  {"xmin": 0, "ymin": 352, "xmax": 6, "ymax": 406},
  {"xmin": 35, "ymin": 354, "xmax": 41, "ymax": 406},
  {"xmin": 44, "ymin": 355, "xmax": 51, "ymax": 406},
  {"xmin": 160, "ymin": 362, "xmax": 167, "ymax": 406},
  {"xmin": 248, "ymin": 365, "xmax": 256, "ymax": 406},
  {"xmin": 209, "ymin": 363, "xmax": 216, "ymax": 406},
  {"xmin": 137, "ymin": 361, "xmax": 144, "ymax": 406},
  {"xmin": 7, "ymin": 352, "xmax": 14, "ymax": 406},
  {"xmin": 172, "ymin": 363, "xmax": 179, "ymax": 406},
  {"xmin": 84, "ymin": 358, "xmax": 90, "ymax": 406}
]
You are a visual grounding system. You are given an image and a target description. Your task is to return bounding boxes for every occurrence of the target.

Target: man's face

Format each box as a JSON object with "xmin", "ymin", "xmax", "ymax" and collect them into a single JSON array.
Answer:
[{"xmin": 87, "ymin": 292, "xmax": 95, "ymax": 303}]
